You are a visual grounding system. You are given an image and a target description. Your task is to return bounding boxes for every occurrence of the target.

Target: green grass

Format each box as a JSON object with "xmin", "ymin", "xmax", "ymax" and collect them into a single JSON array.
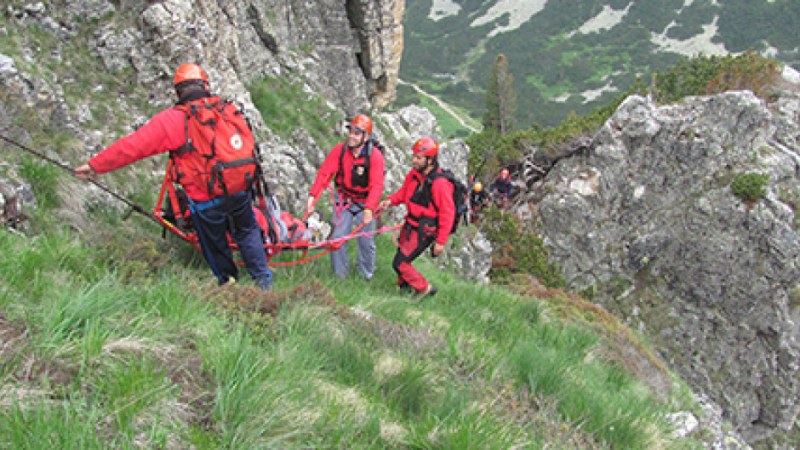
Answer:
[
  {"xmin": 0, "ymin": 401, "xmax": 108, "ymax": 449},
  {"xmin": 392, "ymin": 83, "xmax": 481, "ymax": 139},
  {"xmin": 0, "ymin": 199, "xmax": 704, "ymax": 449},
  {"xmin": 19, "ymin": 157, "xmax": 62, "ymax": 211},
  {"xmin": 249, "ymin": 75, "xmax": 341, "ymax": 149}
]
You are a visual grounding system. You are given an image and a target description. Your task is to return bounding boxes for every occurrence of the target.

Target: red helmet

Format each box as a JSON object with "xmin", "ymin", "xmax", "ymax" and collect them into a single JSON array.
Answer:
[
  {"xmin": 174, "ymin": 63, "xmax": 208, "ymax": 86},
  {"xmin": 347, "ymin": 114, "xmax": 373, "ymax": 134},
  {"xmin": 412, "ymin": 137, "xmax": 439, "ymax": 158}
]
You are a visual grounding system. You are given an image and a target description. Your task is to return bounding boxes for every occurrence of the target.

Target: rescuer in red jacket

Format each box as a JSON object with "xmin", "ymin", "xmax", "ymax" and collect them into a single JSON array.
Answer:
[
  {"xmin": 74, "ymin": 63, "xmax": 272, "ymax": 291},
  {"xmin": 379, "ymin": 137, "xmax": 455, "ymax": 299},
  {"xmin": 305, "ymin": 114, "xmax": 385, "ymax": 280}
]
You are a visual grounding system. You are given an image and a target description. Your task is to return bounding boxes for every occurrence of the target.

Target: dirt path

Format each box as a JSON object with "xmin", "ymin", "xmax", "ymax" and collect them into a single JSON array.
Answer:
[{"xmin": 398, "ymin": 79, "xmax": 481, "ymax": 134}]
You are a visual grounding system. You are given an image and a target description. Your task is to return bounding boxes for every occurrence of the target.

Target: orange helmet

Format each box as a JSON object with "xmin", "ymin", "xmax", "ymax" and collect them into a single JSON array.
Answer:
[
  {"xmin": 173, "ymin": 63, "xmax": 208, "ymax": 86},
  {"xmin": 347, "ymin": 114, "xmax": 373, "ymax": 134},
  {"xmin": 412, "ymin": 137, "xmax": 439, "ymax": 158}
]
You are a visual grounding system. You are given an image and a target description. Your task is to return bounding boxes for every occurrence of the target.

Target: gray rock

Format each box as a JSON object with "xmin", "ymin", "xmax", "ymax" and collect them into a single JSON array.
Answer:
[
  {"xmin": 666, "ymin": 411, "xmax": 699, "ymax": 439},
  {"xmin": 532, "ymin": 91, "xmax": 800, "ymax": 442},
  {"xmin": 438, "ymin": 226, "xmax": 492, "ymax": 284},
  {"xmin": 0, "ymin": 53, "xmax": 17, "ymax": 76}
]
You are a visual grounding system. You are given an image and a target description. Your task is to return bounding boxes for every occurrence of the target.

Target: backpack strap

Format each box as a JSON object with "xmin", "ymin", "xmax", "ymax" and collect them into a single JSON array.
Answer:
[
  {"xmin": 336, "ymin": 141, "xmax": 373, "ymax": 181},
  {"xmin": 335, "ymin": 140, "xmax": 375, "ymax": 200},
  {"xmin": 425, "ymin": 169, "xmax": 447, "ymax": 211},
  {"xmin": 171, "ymin": 104, "xmax": 195, "ymax": 158},
  {"xmin": 335, "ymin": 142, "xmax": 346, "ymax": 188}
]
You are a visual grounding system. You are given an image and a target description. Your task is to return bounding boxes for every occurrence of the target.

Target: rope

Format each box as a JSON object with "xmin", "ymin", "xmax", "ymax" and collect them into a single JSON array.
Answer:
[
  {"xmin": 0, "ymin": 133, "xmax": 161, "ymax": 226},
  {"xmin": 330, "ymin": 185, "xmax": 349, "ymax": 228},
  {"xmin": 323, "ymin": 223, "xmax": 401, "ymax": 249}
]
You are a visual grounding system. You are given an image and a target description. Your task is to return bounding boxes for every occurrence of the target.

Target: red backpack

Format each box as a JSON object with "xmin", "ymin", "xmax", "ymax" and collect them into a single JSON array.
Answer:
[{"xmin": 170, "ymin": 96, "xmax": 258, "ymax": 198}]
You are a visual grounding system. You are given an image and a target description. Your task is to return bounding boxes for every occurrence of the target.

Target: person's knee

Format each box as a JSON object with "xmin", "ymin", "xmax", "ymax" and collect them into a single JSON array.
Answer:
[{"xmin": 392, "ymin": 253, "xmax": 405, "ymax": 272}]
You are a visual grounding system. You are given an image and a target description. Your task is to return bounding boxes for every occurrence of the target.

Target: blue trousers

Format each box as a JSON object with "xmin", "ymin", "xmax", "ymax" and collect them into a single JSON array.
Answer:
[
  {"xmin": 330, "ymin": 202, "xmax": 376, "ymax": 279},
  {"xmin": 189, "ymin": 191, "xmax": 272, "ymax": 288}
]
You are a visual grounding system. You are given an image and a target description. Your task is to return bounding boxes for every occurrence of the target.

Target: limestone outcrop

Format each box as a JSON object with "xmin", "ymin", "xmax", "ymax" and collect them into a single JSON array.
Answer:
[{"xmin": 530, "ymin": 90, "xmax": 800, "ymax": 441}]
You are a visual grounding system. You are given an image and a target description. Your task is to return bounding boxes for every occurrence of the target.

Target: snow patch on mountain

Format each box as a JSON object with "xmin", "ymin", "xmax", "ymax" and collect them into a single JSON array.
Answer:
[
  {"xmin": 651, "ymin": 15, "xmax": 728, "ymax": 57},
  {"xmin": 581, "ymin": 81, "xmax": 619, "ymax": 102},
  {"xmin": 428, "ymin": 0, "xmax": 461, "ymax": 21},
  {"xmin": 569, "ymin": 3, "xmax": 632, "ymax": 36},
  {"xmin": 470, "ymin": 0, "xmax": 547, "ymax": 37}
]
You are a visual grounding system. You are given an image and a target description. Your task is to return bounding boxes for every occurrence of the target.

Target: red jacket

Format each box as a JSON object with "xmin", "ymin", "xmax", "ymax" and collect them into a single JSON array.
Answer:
[
  {"xmin": 88, "ymin": 107, "xmax": 218, "ymax": 202},
  {"xmin": 387, "ymin": 167, "xmax": 455, "ymax": 245},
  {"xmin": 309, "ymin": 142, "xmax": 385, "ymax": 211}
]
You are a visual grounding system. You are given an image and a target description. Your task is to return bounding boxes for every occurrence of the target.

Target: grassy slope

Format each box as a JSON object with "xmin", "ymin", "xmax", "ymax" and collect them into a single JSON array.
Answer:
[{"xmin": 0, "ymin": 192, "xmax": 702, "ymax": 449}]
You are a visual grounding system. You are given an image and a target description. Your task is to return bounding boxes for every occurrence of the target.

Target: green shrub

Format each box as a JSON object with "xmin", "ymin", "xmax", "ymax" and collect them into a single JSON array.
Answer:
[
  {"xmin": 705, "ymin": 51, "xmax": 780, "ymax": 99},
  {"xmin": 645, "ymin": 51, "xmax": 780, "ymax": 104},
  {"xmin": 479, "ymin": 207, "xmax": 565, "ymax": 289},
  {"xmin": 731, "ymin": 172, "xmax": 769, "ymax": 202}
]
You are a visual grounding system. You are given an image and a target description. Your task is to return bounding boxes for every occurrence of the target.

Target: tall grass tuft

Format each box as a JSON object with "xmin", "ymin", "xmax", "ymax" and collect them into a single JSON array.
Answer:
[
  {"xmin": 379, "ymin": 359, "xmax": 432, "ymax": 418},
  {"xmin": 508, "ymin": 328, "xmax": 659, "ymax": 449},
  {"xmin": 0, "ymin": 401, "xmax": 106, "ymax": 449},
  {"xmin": 19, "ymin": 157, "xmax": 62, "ymax": 211},
  {"xmin": 91, "ymin": 357, "xmax": 175, "ymax": 434}
]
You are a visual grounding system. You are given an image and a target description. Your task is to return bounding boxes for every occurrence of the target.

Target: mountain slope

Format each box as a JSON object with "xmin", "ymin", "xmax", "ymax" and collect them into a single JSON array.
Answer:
[
  {"xmin": 2, "ymin": 1, "xmax": 795, "ymax": 447},
  {"xmin": 0, "ymin": 223, "xmax": 714, "ymax": 448},
  {"xmin": 401, "ymin": 0, "xmax": 800, "ymax": 129}
]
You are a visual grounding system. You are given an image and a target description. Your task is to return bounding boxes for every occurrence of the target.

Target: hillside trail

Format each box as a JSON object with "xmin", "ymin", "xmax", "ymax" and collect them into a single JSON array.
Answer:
[{"xmin": 398, "ymin": 79, "xmax": 481, "ymax": 133}]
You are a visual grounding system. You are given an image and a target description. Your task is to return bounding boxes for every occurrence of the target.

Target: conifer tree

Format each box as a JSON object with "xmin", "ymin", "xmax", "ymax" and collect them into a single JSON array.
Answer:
[{"xmin": 484, "ymin": 53, "xmax": 516, "ymax": 136}]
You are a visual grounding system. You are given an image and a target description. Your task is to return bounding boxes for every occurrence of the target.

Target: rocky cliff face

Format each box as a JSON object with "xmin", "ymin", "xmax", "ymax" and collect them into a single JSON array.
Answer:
[
  {"xmin": 0, "ymin": 1, "xmax": 404, "ymax": 209},
  {"xmin": 81, "ymin": 0, "xmax": 404, "ymax": 208},
  {"xmin": 530, "ymin": 89, "xmax": 800, "ymax": 441},
  {"xmin": 90, "ymin": 0, "xmax": 402, "ymax": 116}
]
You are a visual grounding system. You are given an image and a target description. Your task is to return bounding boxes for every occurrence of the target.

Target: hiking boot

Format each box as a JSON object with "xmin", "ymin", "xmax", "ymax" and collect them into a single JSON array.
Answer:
[
  {"xmin": 415, "ymin": 284, "xmax": 437, "ymax": 300},
  {"xmin": 220, "ymin": 276, "xmax": 236, "ymax": 287},
  {"xmin": 255, "ymin": 275, "xmax": 272, "ymax": 292}
]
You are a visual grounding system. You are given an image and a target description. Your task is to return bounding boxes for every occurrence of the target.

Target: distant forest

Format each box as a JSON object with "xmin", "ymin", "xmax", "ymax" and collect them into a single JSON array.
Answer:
[{"xmin": 399, "ymin": 0, "xmax": 800, "ymax": 131}]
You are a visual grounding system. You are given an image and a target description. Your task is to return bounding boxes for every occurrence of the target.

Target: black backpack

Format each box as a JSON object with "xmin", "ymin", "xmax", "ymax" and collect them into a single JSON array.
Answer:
[{"xmin": 425, "ymin": 169, "xmax": 469, "ymax": 235}]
